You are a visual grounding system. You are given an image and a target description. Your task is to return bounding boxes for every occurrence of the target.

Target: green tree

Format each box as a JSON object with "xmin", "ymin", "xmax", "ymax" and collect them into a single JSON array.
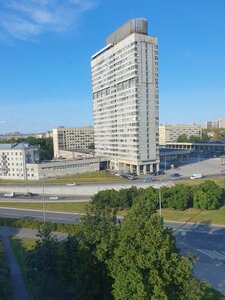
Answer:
[
  {"xmin": 59, "ymin": 235, "xmax": 111, "ymax": 300},
  {"xmin": 25, "ymin": 224, "xmax": 60, "ymax": 298},
  {"xmin": 177, "ymin": 134, "xmax": 189, "ymax": 142},
  {"xmin": 88, "ymin": 142, "xmax": 95, "ymax": 149},
  {"xmin": 192, "ymin": 181, "xmax": 224, "ymax": 210},
  {"xmin": 166, "ymin": 185, "xmax": 192, "ymax": 210},
  {"xmin": 109, "ymin": 198, "xmax": 201, "ymax": 300}
]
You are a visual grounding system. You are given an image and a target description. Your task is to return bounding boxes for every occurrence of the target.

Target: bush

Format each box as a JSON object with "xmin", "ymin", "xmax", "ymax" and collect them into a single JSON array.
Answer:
[
  {"xmin": 192, "ymin": 181, "xmax": 224, "ymax": 210},
  {"xmin": 0, "ymin": 217, "xmax": 80, "ymax": 234}
]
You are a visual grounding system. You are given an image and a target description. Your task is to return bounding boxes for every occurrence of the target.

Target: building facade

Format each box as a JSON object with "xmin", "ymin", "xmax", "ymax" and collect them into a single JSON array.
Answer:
[
  {"xmin": 91, "ymin": 18, "xmax": 159, "ymax": 175},
  {"xmin": 205, "ymin": 119, "xmax": 225, "ymax": 129},
  {"xmin": 28, "ymin": 158, "xmax": 100, "ymax": 180},
  {"xmin": 159, "ymin": 124, "xmax": 202, "ymax": 145},
  {"xmin": 52, "ymin": 127, "xmax": 94, "ymax": 158},
  {"xmin": 0, "ymin": 143, "xmax": 39, "ymax": 180}
]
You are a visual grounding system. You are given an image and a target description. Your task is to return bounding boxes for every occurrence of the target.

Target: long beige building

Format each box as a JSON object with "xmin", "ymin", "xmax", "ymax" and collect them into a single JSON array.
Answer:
[
  {"xmin": 91, "ymin": 18, "xmax": 159, "ymax": 175},
  {"xmin": 159, "ymin": 124, "xmax": 202, "ymax": 145},
  {"xmin": 53, "ymin": 127, "xmax": 94, "ymax": 158}
]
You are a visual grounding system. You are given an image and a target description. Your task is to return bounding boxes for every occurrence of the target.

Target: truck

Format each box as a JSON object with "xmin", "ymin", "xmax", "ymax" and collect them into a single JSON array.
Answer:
[
  {"xmin": 190, "ymin": 174, "xmax": 202, "ymax": 180},
  {"xmin": 3, "ymin": 192, "xmax": 15, "ymax": 198}
]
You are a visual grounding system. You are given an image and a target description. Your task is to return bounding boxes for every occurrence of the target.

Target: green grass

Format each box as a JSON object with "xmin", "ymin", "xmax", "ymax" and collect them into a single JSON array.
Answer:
[
  {"xmin": 0, "ymin": 201, "xmax": 89, "ymax": 214},
  {"xmin": 0, "ymin": 171, "xmax": 126, "ymax": 184},
  {"xmin": 160, "ymin": 206, "xmax": 225, "ymax": 225},
  {"xmin": 177, "ymin": 176, "xmax": 225, "ymax": 188},
  {"xmin": 0, "ymin": 239, "xmax": 13, "ymax": 300}
]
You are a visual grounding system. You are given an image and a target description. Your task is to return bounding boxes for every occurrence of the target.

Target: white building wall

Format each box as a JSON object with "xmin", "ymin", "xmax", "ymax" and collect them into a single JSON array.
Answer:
[{"xmin": 91, "ymin": 19, "xmax": 159, "ymax": 174}]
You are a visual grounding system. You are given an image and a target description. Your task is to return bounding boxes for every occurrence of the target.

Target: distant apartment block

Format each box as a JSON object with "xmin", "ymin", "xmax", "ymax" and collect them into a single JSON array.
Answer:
[
  {"xmin": 52, "ymin": 127, "xmax": 94, "ymax": 158},
  {"xmin": 0, "ymin": 143, "xmax": 39, "ymax": 180},
  {"xmin": 91, "ymin": 18, "xmax": 159, "ymax": 175},
  {"xmin": 0, "ymin": 131, "xmax": 53, "ymax": 141},
  {"xmin": 159, "ymin": 124, "xmax": 202, "ymax": 145},
  {"xmin": 205, "ymin": 119, "xmax": 225, "ymax": 129}
]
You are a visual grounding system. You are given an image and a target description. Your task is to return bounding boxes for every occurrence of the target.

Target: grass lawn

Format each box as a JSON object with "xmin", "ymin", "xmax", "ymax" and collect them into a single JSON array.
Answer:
[
  {"xmin": 0, "ymin": 201, "xmax": 89, "ymax": 214},
  {"xmin": 0, "ymin": 171, "xmax": 126, "ymax": 184},
  {"xmin": 177, "ymin": 176, "xmax": 225, "ymax": 188},
  {"xmin": 0, "ymin": 239, "xmax": 13, "ymax": 300},
  {"xmin": 160, "ymin": 206, "xmax": 225, "ymax": 226}
]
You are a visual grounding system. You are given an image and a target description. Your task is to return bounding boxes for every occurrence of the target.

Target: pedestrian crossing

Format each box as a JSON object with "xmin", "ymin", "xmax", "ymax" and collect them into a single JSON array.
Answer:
[{"xmin": 197, "ymin": 249, "xmax": 225, "ymax": 262}]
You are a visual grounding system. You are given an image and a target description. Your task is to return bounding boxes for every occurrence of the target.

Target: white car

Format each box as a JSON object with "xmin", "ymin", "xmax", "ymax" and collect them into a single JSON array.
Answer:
[
  {"xmin": 190, "ymin": 174, "xmax": 202, "ymax": 180},
  {"xmin": 66, "ymin": 182, "xmax": 76, "ymax": 186}
]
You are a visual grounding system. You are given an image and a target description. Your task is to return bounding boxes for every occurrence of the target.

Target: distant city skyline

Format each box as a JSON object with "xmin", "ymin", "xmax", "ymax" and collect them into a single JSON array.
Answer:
[{"xmin": 0, "ymin": 0, "xmax": 225, "ymax": 133}]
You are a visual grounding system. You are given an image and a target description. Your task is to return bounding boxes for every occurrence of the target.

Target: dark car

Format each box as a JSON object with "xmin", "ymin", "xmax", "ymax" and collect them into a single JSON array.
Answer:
[{"xmin": 170, "ymin": 173, "xmax": 182, "ymax": 180}]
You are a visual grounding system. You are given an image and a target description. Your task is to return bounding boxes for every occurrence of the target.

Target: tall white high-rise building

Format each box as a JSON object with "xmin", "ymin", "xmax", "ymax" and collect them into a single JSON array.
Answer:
[{"xmin": 91, "ymin": 19, "xmax": 159, "ymax": 175}]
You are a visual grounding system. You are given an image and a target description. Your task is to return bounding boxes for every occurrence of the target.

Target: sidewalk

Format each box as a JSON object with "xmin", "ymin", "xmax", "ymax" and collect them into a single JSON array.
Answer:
[{"xmin": 1, "ymin": 236, "xmax": 28, "ymax": 300}]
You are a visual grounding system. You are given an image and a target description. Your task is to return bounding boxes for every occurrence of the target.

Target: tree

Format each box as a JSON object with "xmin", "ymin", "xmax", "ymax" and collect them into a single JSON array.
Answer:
[
  {"xmin": 59, "ymin": 235, "xmax": 111, "ymax": 300},
  {"xmin": 109, "ymin": 197, "xmax": 202, "ymax": 300},
  {"xmin": 88, "ymin": 142, "xmax": 95, "ymax": 149},
  {"xmin": 177, "ymin": 134, "xmax": 189, "ymax": 142},
  {"xmin": 192, "ymin": 181, "xmax": 224, "ymax": 210},
  {"xmin": 162, "ymin": 184, "xmax": 193, "ymax": 210},
  {"xmin": 25, "ymin": 225, "xmax": 60, "ymax": 298}
]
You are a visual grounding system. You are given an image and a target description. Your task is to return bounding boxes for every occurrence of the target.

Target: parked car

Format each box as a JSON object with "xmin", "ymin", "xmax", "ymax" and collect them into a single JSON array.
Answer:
[
  {"xmin": 66, "ymin": 182, "xmax": 76, "ymax": 186},
  {"xmin": 144, "ymin": 177, "xmax": 153, "ymax": 182}
]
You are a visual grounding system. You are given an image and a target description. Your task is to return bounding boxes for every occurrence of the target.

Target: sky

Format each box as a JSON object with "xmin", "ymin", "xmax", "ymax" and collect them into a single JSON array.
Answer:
[{"xmin": 0, "ymin": 0, "xmax": 224, "ymax": 133}]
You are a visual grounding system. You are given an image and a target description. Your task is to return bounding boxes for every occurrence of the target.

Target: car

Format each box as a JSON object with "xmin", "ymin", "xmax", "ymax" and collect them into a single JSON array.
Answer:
[
  {"xmin": 3, "ymin": 192, "xmax": 15, "ymax": 198},
  {"xmin": 144, "ymin": 177, "xmax": 153, "ymax": 182},
  {"xmin": 49, "ymin": 196, "xmax": 60, "ymax": 200},
  {"xmin": 190, "ymin": 174, "xmax": 202, "ymax": 179},
  {"xmin": 127, "ymin": 175, "xmax": 136, "ymax": 180},
  {"xmin": 66, "ymin": 182, "xmax": 76, "ymax": 186},
  {"xmin": 170, "ymin": 173, "xmax": 182, "ymax": 180},
  {"xmin": 23, "ymin": 192, "xmax": 34, "ymax": 197}
]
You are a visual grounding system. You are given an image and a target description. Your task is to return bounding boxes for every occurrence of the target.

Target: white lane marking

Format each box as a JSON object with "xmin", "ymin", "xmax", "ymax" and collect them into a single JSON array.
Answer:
[{"xmin": 197, "ymin": 249, "xmax": 225, "ymax": 261}]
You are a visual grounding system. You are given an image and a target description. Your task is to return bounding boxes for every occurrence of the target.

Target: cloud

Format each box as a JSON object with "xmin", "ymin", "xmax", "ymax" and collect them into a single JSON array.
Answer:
[{"xmin": 0, "ymin": 0, "xmax": 97, "ymax": 42}]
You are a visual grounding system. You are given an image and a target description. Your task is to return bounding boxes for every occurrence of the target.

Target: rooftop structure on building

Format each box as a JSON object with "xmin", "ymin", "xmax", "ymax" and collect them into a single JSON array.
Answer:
[{"xmin": 91, "ymin": 18, "xmax": 159, "ymax": 175}]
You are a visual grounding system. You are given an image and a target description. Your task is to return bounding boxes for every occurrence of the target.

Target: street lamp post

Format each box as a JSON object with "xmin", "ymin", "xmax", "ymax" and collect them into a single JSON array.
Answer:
[
  {"xmin": 42, "ymin": 178, "xmax": 46, "ymax": 222},
  {"xmin": 159, "ymin": 180, "xmax": 162, "ymax": 216}
]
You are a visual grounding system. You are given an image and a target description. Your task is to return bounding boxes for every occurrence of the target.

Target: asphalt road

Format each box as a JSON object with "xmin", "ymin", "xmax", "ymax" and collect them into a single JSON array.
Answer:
[{"xmin": 0, "ymin": 207, "xmax": 225, "ymax": 295}]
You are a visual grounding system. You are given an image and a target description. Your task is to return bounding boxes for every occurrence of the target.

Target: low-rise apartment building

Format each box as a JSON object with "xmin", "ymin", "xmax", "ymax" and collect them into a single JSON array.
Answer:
[
  {"xmin": 53, "ymin": 127, "xmax": 94, "ymax": 158},
  {"xmin": 159, "ymin": 124, "xmax": 202, "ymax": 145},
  {"xmin": 0, "ymin": 143, "xmax": 39, "ymax": 180}
]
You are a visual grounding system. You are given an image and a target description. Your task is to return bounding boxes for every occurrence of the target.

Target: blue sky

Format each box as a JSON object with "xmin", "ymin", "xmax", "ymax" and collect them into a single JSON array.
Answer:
[{"xmin": 0, "ymin": 0, "xmax": 224, "ymax": 133}]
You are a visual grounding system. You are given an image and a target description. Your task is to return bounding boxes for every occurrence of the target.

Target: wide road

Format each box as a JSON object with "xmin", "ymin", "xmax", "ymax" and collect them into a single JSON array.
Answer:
[{"xmin": 0, "ymin": 207, "xmax": 225, "ymax": 295}]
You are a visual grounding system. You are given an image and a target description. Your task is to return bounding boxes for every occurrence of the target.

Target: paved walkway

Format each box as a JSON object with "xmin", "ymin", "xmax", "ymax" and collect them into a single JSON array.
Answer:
[
  {"xmin": 1, "ymin": 236, "xmax": 28, "ymax": 300},
  {"xmin": 0, "ymin": 226, "xmax": 66, "ymax": 300}
]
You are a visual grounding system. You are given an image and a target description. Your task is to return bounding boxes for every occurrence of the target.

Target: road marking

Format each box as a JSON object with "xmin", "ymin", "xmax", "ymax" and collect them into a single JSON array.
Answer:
[{"xmin": 197, "ymin": 249, "xmax": 225, "ymax": 261}]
